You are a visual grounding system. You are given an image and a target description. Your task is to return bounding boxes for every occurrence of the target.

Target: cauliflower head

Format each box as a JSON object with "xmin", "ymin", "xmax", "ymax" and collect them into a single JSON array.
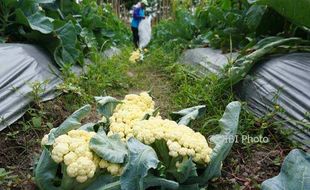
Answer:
[
  {"xmin": 99, "ymin": 160, "xmax": 123, "ymax": 176},
  {"xmin": 132, "ymin": 117, "xmax": 213, "ymax": 164},
  {"xmin": 108, "ymin": 92, "xmax": 155, "ymax": 141},
  {"xmin": 49, "ymin": 130, "xmax": 99, "ymax": 183}
]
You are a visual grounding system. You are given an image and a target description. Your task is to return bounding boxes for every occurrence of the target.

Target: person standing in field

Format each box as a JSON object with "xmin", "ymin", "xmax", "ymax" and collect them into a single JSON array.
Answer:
[{"xmin": 131, "ymin": 0, "xmax": 149, "ymax": 48}]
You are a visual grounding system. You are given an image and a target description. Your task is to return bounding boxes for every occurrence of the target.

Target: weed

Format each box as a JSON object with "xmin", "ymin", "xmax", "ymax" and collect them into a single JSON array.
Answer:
[
  {"xmin": 5, "ymin": 131, "xmax": 20, "ymax": 140},
  {"xmin": 57, "ymin": 82, "xmax": 84, "ymax": 96},
  {"xmin": 0, "ymin": 168, "xmax": 18, "ymax": 187},
  {"xmin": 55, "ymin": 48, "xmax": 133, "ymax": 112},
  {"xmin": 11, "ymin": 108, "xmax": 48, "ymax": 137},
  {"xmin": 28, "ymin": 80, "xmax": 49, "ymax": 108}
]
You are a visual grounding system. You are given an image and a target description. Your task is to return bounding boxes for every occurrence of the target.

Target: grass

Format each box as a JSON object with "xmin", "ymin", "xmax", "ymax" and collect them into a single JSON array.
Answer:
[{"xmin": 56, "ymin": 48, "xmax": 133, "ymax": 111}]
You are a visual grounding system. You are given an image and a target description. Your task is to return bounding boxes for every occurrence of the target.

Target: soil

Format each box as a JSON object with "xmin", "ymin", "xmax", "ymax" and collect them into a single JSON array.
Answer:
[{"xmin": 213, "ymin": 143, "xmax": 291, "ymax": 190}]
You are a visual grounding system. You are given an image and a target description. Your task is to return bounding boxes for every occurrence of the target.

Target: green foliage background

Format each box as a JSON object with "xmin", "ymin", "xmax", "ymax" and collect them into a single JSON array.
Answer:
[
  {"xmin": 0, "ymin": 0, "xmax": 130, "ymax": 67},
  {"xmin": 152, "ymin": 0, "xmax": 310, "ymax": 52}
]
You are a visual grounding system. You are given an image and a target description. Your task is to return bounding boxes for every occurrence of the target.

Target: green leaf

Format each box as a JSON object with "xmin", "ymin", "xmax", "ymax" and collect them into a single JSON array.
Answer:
[
  {"xmin": 91, "ymin": 174, "xmax": 178, "ymax": 190},
  {"xmin": 46, "ymin": 122, "xmax": 54, "ymax": 129},
  {"xmin": 89, "ymin": 131, "xmax": 128, "ymax": 164},
  {"xmin": 261, "ymin": 149, "xmax": 310, "ymax": 190},
  {"xmin": 95, "ymin": 96, "xmax": 120, "ymax": 118},
  {"xmin": 142, "ymin": 107, "xmax": 160, "ymax": 120},
  {"xmin": 35, "ymin": 148, "xmax": 59, "ymax": 190},
  {"xmin": 221, "ymin": 0, "xmax": 232, "ymax": 10},
  {"xmin": 26, "ymin": 12, "xmax": 54, "ymax": 34},
  {"xmin": 54, "ymin": 21, "xmax": 80, "ymax": 67},
  {"xmin": 143, "ymin": 175, "xmax": 179, "ymax": 190},
  {"xmin": 32, "ymin": 117, "xmax": 42, "ymax": 128},
  {"xmin": 245, "ymin": 5, "xmax": 267, "ymax": 31},
  {"xmin": 77, "ymin": 172, "xmax": 120, "ymax": 190},
  {"xmin": 101, "ymin": 30, "xmax": 116, "ymax": 38},
  {"xmin": 15, "ymin": 0, "xmax": 53, "ymax": 34},
  {"xmin": 221, "ymin": 37, "xmax": 304, "ymax": 88},
  {"xmin": 152, "ymin": 140, "xmax": 170, "ymax": 167},
  {"xmin": 79, "ymin": 123, "xmax": 96, "ymax": 132},
  {"xmin": 80, "ymin": 27, "xmax": 98, "ymax": 49},
  {"xmin": 86, "ymin": 177, "xmax": 121, "ymax": 190},
  {"xmin": 37, "ymin": 0, "xmax": 56, "ymax": 3},
  {"xmin": 0, "ymin": 37, "xmax": 5, "ymax": 43},
  {"xmin": 178, "ymin": 184, "xmax": 200, "ymax": 190},
  {"xmin": 120, "ymin": 138, "xmax": 159, "ymax": 190},
  {"xmin": 2, "ymin": 0, "xmax": 19, "ymax": 8},
  {"xmin": 59, "ymin": 164, "xmax": 76, "ymax": 190},
  {"xmin": 175, "ymin": 158, "xmax": 197, "ymax": 183},
  {"xmin": 187, "ymin": 101, "xmax": 241, "ymax": 185},
  {"xmin": 15, "ymin": 8, "xmax": 30, "ymax": 26},
  {"xmin": 249, "ymin": 0, "xmax": 310, "ymax": 28},
  {"xmin": 171, "ymin": 105, "xmax": 206, "ymax": 126},
  {"xmin": 204, "ymin": 101, "xmax": 241, "ymax": 180},
  {"xmin": 46, "ymin": 105, "xmax": 91, "ymax": 145},
  {"xmin": 251, "ymin": 36, "xmax": 284, "ymax": 50}
]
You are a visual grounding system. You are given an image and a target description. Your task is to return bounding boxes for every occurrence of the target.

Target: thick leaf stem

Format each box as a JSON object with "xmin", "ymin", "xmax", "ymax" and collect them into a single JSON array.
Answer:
[{"xmin": 60, "ymin": 164, "xmax": 75, "ymax": 190}]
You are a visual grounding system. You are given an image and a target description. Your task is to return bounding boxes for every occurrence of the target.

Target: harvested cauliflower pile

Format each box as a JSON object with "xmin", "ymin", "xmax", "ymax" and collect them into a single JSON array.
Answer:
[
  {"xmin": 108, "ymin": 92, "xmax": 155, "ymax": 141},
  {"xmin": 129, "ymin": 49, "xmax": 141, "ymax": 63}
]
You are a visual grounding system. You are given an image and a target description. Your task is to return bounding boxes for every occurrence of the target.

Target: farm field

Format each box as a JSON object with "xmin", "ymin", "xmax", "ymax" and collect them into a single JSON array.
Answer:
[{"xmin": 0, "ymin": 0, "xmax": 309, "ymax": 190}]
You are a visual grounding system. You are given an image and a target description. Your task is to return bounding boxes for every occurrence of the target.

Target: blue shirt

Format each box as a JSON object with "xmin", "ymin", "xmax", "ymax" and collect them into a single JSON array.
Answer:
[{"xmin": 131, "ymin": 7, "xmax": 144, "ymax": 28}]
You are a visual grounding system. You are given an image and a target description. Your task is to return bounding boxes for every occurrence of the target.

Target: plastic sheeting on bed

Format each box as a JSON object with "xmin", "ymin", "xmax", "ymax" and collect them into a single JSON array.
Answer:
[
  {"xmin": 179, "ymin": 48, "xmax": 238, "ymax": 75},
  {"xmin": 0, "ymin": 44, "xmax": 63, "ymax": 131},
  {"xmin": 237, "ymin": 53, "xmax": 310, "ymax": 149}
]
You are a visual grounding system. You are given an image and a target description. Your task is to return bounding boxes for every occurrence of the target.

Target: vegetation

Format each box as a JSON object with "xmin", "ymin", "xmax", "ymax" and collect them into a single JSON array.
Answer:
[
  {"xmin": 152, "ymin": 0, "xmax": 310, "ymax": 51},
  {"xmin": 0, "ymin": 0, "xmax": 309, "ymax": 190},
  {"xmin": 36, "ymin": 92, "xmax": 241, "ymax": 190},
  {"xmin": 0, "ymin": 0, "xmax": 130, "ymax": 67}
]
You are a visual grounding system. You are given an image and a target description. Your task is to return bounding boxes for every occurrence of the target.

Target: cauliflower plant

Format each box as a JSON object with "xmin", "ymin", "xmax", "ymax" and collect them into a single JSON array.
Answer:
[
  {"xmin": 42, "ymin": 129, "xmax": 125, "ymax": 183},
  {"xmin": 106, "ymin": 92, "xmax": 212, "ymax": 165},
  {"xmin": 108, "ymin": 92, "xmax": 155, "ymax": 141}
]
